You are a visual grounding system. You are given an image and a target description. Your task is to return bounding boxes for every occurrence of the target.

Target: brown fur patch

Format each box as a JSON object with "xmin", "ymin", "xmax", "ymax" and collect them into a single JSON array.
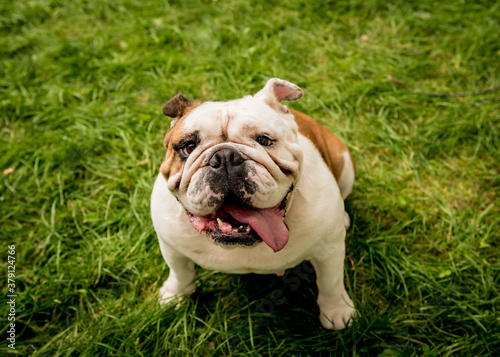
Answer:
[
  {"xmin": 291, "ymin": 108, "xmax": 355, "ymax": 181},
  {"xmin": 160, "ymin": 107, "xmax": 199, "ymax": 182},
  {"xmin": 160, "ymin": 129, "xmax": 183, "ymax": 182}
]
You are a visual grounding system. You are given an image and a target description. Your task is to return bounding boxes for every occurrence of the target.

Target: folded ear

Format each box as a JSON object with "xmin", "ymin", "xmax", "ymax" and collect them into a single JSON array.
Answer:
[
  {"xmin": 254, "ymin": 78, "xmax": 303, "ymax": 113},
  {"xmin": 162, "ymin": 93, "xmax": 197, "ymax": 118}
]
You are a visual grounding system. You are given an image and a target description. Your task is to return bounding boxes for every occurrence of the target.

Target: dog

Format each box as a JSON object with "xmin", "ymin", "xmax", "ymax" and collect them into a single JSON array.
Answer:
[{"xmin": 151, "ymin": 78, "xmax": 356, "ymax": 329}]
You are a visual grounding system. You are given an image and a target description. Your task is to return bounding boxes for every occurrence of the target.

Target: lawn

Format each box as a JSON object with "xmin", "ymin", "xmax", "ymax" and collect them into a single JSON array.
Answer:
[{"xmin": 1, "ymin": 0, "xmax": 499, "ymax": 355}]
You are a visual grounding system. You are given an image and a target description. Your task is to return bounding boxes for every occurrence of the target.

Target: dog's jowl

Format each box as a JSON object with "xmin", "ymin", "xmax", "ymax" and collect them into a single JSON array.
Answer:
[{"xmin": 151, "ymin": 78, "xmax": 356, "ymax": 330}]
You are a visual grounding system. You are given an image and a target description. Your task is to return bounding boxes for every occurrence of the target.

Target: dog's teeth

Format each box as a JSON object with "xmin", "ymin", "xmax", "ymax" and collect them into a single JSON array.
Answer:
[
  {"xmin": 245, "ymin": 226, "xmax": 251, "ymax": 234},
  {"xmin": 217, "ymin": 218, "xmax": 223, "ymax": 227},
  {"xmin": 233, "ymin": 229, "xmax": 239, "ymax": 233}
]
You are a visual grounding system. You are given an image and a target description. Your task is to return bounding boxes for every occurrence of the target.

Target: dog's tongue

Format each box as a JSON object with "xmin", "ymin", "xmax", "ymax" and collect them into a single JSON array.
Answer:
[{"xmin": 223, "ymin": 204, "xmax": 289, "ymax": 252}]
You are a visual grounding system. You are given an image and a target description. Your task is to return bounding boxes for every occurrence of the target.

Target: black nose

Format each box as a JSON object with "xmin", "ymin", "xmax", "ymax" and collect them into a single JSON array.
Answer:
[{"xmin": 209, "ymin": 149, "xmax": 245, "ymax": 170}]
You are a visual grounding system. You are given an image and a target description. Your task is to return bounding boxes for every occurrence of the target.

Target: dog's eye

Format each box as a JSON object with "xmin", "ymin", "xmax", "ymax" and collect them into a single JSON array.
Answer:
[
  {"xmin": 256, "ymin": 136, "xmax": 274, "ymax": 147},
  {"xmin": 180, "ymin": 141, "xmax": 197, "ymax": 157}
]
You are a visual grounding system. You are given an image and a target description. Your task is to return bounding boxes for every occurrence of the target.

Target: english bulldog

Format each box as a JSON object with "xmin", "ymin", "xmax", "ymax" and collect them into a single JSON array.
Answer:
[{"xmin": 151, "ymin": 78, "xmax": 356, "ymax": 329}]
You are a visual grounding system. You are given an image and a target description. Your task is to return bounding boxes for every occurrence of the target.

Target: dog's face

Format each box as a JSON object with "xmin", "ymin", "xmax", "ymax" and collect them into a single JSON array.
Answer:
[{"xmin": 160, "ymin": 79, "xmax": 304, "ymax": 252}]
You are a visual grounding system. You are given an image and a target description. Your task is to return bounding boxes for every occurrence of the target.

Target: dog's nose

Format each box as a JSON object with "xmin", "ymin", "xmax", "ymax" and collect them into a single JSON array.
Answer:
[{"xmin": 209, "ymin": 149, "xmax": 245, "ymax": 170}]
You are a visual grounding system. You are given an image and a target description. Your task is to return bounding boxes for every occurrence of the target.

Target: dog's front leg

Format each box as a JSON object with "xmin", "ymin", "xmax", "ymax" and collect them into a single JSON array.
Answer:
[
  {"xmin": 310, "ymin": 241, "xmax": 355, "ymax": 330},
  {"xmin": 158, "ymin": 242, "xmax": 196, "ymax": 304}
]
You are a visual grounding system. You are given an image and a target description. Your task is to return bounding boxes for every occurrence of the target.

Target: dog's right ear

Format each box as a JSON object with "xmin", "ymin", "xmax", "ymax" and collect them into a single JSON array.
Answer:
[
  {"xmin": 254, "ymin": 78, "xmax": 303, "ymax": 114},
  {"xmin": 162, "ymin": 93, "xmax": 197, "ymax": 128}
]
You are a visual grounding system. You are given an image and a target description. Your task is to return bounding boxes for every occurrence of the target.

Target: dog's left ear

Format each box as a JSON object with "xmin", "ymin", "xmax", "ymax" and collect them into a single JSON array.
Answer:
[
  {"xmin": 254, "ymin": 78, "xmax": 303, "ymax": 113},
  {"xmin": 162, "ymin": 93, "xmax": 198, "ymax": 128}
]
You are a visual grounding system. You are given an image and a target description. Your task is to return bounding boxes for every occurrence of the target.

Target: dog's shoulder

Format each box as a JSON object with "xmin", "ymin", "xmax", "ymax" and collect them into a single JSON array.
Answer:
[{"xmin": 290, "ymin": 109, "xmax": 355, "ymax": 183}]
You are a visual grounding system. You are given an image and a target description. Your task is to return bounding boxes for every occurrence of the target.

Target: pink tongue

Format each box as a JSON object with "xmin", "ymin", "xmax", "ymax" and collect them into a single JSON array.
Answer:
[{"xmin": 223, "ymin": 204, "xmax": 289, "ymax": 252}]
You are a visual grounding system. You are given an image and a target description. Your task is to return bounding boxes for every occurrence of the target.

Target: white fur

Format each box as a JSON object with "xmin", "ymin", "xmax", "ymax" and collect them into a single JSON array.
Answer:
[
  {"xmin": 165, "ymin": 97, "xmax": 303, "ymax": 215},
  {"xmin": 337, "ymin": 150, "xmax": 355, "ymax": 200},
  {"xmin": 151, "ymin": 79, "xmax": 355, "ymax": 330}
]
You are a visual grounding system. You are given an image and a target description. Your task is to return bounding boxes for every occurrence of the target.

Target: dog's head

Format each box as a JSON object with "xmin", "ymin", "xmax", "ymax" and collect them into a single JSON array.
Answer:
[{"xmin": 160, "ymin": 78, "xmax": 304, "ymax": 252}]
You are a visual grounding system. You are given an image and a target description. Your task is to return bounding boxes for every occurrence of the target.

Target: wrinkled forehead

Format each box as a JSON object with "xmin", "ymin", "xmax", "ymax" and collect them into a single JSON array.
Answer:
[{"xmin": 180, "ymin": 97, "xmax": 292, "ymax": 138}]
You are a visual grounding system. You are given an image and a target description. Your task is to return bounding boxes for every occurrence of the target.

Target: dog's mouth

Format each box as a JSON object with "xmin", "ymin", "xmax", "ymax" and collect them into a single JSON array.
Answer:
[{"xmin": 187, "ymin": 186, "xmax": 293, "ymax": 252}]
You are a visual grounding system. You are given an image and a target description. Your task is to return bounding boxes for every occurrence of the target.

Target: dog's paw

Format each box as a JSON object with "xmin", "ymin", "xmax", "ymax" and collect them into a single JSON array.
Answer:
[
  {"xmin": 158, "ymin": 280, "xmax": 196, "ymax": 305},
  {"xmin": 318, "ymin": 294, "xmax": 356, "ymax": 330},
  {"xmin": 319, "ymin": 305, "xmax": 356, "ymax": 330}
]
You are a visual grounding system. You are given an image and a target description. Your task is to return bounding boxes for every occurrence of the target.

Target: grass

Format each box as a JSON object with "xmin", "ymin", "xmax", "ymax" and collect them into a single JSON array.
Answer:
[{"xmin": 1, "ymin": 0, "xmax": 499, "ymax": 355}]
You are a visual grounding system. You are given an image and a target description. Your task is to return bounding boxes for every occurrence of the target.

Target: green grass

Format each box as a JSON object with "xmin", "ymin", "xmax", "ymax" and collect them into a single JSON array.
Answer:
[{"xmin": 1, "ymin": 0, "xmax": 499, "ymax": 355}]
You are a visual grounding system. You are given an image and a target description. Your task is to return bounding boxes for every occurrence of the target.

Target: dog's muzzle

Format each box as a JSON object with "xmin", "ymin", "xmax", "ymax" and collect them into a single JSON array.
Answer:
[
  {"xmin": 204, "ymin": 148, "xmax": 258, "ymax": 204},
  {"xmin": 184, "ymin": 147, "xmax": 293, "ymax": 252},
  {"xmin": 208, "ymin": 148, "xmax": 245, "ymax": 172}
]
